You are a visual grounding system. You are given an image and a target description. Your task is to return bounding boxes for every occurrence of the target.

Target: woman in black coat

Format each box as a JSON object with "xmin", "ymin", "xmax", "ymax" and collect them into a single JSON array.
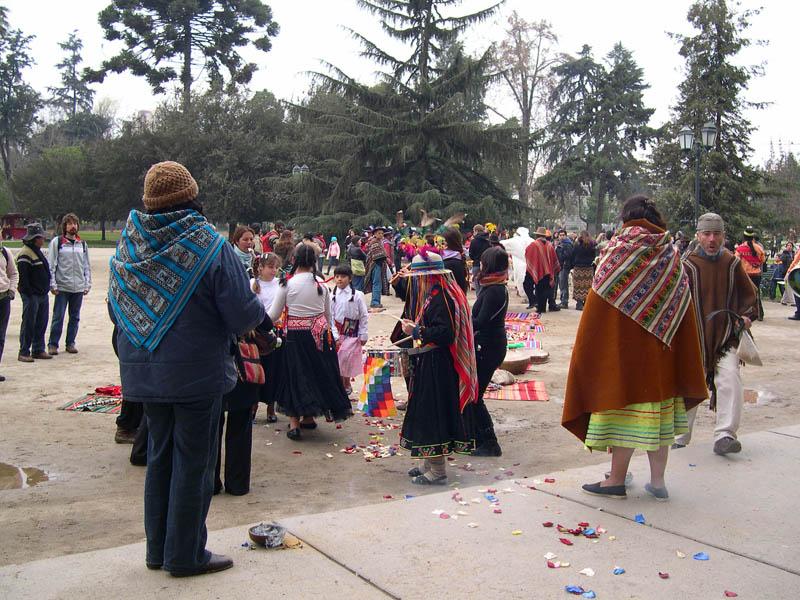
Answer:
[
  {"xmin": 468, "ymin": 246, "xmax": 509, "ymax": 456},
  {"xmin": 441, "ymin": 227, "xmax": 469, "ymax": 294}
]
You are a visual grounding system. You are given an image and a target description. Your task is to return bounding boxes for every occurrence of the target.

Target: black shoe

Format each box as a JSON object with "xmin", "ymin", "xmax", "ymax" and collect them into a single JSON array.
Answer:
[
  {"xmin": 472, "ymin": 441, "xmax": 502, "ymax": 457},
  {"xmin": 0, "ymin": 375, "xmax": 5, "ymax": 382},
  {"xmin": 788, "ymin": 315, "xmax": 800, "ymax": 321},
  {"xmin": 146, "ymin": 562, "xmax": 162, "ymax": 570},
  {"xmin": 169, "ymin": 553, "xmax": 233, "ymax": 577},
  {"xmin": 525, "ymin": 305, "xmax": 535, "ymax": 310},
  {"xmin": 549, "ymin": 305, "xmax": 561, "ymax": 312},
  {"xmin": 287, "ymin": 428, "xmax": 301, "ymax": 441},
  {"xmin": 408, "ymin": 466, "xmax": 423, "ymax": 477},
  {"xmin": 411, "ymin": 474, "xmax": 447, "ymax": 485},
  {"xmin": 560, "ymin": 303, "xmax": 568, "ymax": 309},
  {"xmin": 299, "ymin": 421, "xmax": 317, "ymax": 430},
  {"xmin": 266, "ymin": 414, "xmax": 278, "ymax": 423},
  {"xmin": 581, "ymin": 481, "xmax": 627, "ymax": 499}
]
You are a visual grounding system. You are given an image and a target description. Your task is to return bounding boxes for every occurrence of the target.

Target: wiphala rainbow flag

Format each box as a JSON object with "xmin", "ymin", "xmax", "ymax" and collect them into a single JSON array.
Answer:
[{"xmin": 358, "ymin": 356, "xmax": 397, "ymax": 417}]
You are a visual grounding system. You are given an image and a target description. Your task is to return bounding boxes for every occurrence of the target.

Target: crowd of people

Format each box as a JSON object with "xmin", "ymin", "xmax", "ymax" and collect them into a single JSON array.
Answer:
[{"xmin": 1, "ymin": 159, "xmax": 799, "ymax": 578}]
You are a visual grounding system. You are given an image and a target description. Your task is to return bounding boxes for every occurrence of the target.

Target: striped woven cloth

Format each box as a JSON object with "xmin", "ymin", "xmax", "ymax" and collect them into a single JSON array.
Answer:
[
  {"xmin": 484, "ymin": 380, "xmax": 548, "ymax": 401},
  {"xmin": 592, "ymin": 225, "xmax": 690, "ymax": 346}
]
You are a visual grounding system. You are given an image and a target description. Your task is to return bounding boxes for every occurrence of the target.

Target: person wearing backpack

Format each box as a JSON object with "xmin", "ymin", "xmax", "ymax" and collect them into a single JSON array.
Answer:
[
  {"xmin": 0, "ymin": 239, "xmax": 19, "ymax": 381},
  {"xmin": 47, "ymin": 213, "xmax": 91, "ymax": 355}
]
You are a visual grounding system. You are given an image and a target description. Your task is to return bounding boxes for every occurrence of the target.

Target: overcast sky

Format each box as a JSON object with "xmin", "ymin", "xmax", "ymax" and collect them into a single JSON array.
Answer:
[{"xmin": 6, "ymin": 0, "xmax": 798, "ymax": 165}]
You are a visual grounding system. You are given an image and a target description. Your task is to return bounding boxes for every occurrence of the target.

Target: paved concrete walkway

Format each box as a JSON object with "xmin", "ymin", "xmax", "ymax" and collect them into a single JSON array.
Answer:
[{"xmin": 2, "ymin": 427, "xmax": 798, "ymax": 599}]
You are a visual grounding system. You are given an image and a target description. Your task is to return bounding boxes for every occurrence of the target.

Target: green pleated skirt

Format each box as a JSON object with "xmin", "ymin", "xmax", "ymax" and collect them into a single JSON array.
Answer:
[{"xmin": 585, "ymin": 397, "xmax": 687, "ymax": 452}]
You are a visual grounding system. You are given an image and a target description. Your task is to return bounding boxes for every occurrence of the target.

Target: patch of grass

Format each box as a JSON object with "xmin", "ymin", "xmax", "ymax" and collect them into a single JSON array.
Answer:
[{"xmin": 1, "ymin": 230, "xmax": 120, "ymax": 249}]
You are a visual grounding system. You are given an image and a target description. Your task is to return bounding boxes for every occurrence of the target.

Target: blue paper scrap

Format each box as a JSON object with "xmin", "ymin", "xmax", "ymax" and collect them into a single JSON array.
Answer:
[
  {"xmin": 693, "ymin": 552, "xmax": 710, "ymax": 561},
  {"xmin": 613, "ymin": 567, "xmax": 625, "ymax": 575},
  {"xmin": 634, "ymin": 513, "xmax": 646, "ymax": 524}
]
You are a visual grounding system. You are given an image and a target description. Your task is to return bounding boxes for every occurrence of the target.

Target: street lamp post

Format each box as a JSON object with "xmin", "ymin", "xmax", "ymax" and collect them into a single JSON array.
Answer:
[
  {"xmin": 291, "ymin": 164, "xmax": 311, "ymax": 220},
  {"xmin": 678, "ymin": 121, "xmax": 717, "ymax": 222}
]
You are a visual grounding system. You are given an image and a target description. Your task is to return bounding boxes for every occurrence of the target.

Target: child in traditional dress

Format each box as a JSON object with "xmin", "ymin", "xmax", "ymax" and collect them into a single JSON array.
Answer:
[
  {"xmin": 251, "ymin": 253, "xmax": 282, "ymax": 422},
  {"xmin": 331, "ymin": 264, "xmax": 369, "ymax": 395},
  {"xmin": 397, "ymin": 251, "xmax": 478, "ymax": 485},
  {"xmin": 268, "ymin": 244, "xmax": 352, "ymax": 440}
]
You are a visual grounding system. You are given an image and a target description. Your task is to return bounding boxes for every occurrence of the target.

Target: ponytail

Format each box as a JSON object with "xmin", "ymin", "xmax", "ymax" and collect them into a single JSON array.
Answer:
[{"xmin": 252, "ymin": 278, "xmax": 260, "ymax": 294}]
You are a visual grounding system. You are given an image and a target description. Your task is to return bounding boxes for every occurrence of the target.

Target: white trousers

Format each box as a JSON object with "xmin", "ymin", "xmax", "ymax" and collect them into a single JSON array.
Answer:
[{"xmin": 675, "ymin": 350, "xmax": 743, "ymax": 445}]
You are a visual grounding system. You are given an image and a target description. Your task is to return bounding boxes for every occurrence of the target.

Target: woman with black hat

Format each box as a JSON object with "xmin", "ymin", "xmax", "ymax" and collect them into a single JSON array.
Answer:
[
  {"xmin": 397, "ymin": 250, "xmax": 478, "ymax": 484},
  {"xmin": 16, "ymin": 223, "xmax": 52, "ymax": 362}
]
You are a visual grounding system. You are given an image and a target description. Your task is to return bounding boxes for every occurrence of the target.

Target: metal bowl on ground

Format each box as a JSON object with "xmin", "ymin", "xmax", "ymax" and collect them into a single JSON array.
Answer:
[{"xmin": 248, "ymin": 523, "xmax": 287, "ymax": 548}]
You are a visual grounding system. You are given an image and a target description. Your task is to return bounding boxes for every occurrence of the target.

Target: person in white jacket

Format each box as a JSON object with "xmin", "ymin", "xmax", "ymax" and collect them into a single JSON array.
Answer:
[
  {"xmin": 0, "ymin": 239, "xmax": 19, "ymax": 381},
  {"xmin": 47, "ymin": 213, "xmax": 91, "ymax": 355},
  {"xmin": 330, "ymin": 263, "xmax": 369, "ymax": 395}
]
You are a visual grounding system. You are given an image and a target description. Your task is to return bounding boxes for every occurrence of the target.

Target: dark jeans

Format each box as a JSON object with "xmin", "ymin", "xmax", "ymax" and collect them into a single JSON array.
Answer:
[
  {"xmin": 352, "ymin": 275, "xmax": 364, "ymax": 291},
  {"xmin": 116, "ymin": 399, "xmax": 144, "ymax": 432},
  {"xmin": 49, "ymin": 291, "xmax": 83, "ymax": 348},
  {"xmin": 19, "ymin": 293, "xmax": 49, "ymax": 356},
  {"xmin": 523, "ymin": 274, "xmax": 552, "ymax": 313},
  {"xmin": 0, "ymin": 295, "xmax": 10, "ymax": 365},
  {"xmin": 557, "ymin": 268, "xmax": 571, "ymax": 306},
  {"xmin": 142, "ymin": 395, "xmax": 222, "ymax": 573},
  {"xmin": 214, "ymin": 408, "xmax": 254, "ymax": 496},
  {"xmin": 326, "ymin": 257, "xmax": 339, "ymax": 275},
  {"xmin": 370, "ymin": 263, "xmax": 383, "ymax": 307}
]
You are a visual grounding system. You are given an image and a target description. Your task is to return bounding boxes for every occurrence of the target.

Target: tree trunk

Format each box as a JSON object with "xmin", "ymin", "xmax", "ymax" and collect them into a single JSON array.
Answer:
[
  {"xmin": 519, "ymin": 110, "xmax": 531, "ymax": 205},
  {"xmin": 100, "ymin": 219, "xmax": 106, "ymax": 241},
  {"xmin": 594, "ymin": 182, "xmax": 604, "ymax": 236},
  {"xmin": 181, "ymin": 19, "xmax": 193, "ymax": 112},
  {"xmin": 228, "ymin": 221, "xmax": 237, "ymax": 241},
  {"xmin": 0, "ymin": 140, "xmax": 16, "ymax": 211}
]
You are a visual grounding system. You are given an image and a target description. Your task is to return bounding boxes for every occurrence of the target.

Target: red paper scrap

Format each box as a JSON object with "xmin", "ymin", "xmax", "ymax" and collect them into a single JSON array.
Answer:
[
  {"xmin": 578, "ymin": 522, "xmax": 590, "ymax": 527},
  {"xmin": 542, "ymin": 522, "xmax": 554, "ymax": 528},
  {"xmin": 544, "ymin": 478, "xmax": 556, "ymax": 483},
  {"xmin": 658, "ymin": 572, "xmax": 670, "ymax": 579},
  {"xmin": 559, "ymin": 538, "xmax": 574, "ymax": 546},
  {"xmin": 724, "ymin": 593, "xmax": 738, "ymax": 598}
]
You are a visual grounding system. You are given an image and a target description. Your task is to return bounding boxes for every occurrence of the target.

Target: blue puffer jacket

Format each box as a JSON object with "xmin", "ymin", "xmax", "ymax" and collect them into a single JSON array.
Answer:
[{"xmin": 108, "ymin": 243, "xmax": 265, "ymax": 403}]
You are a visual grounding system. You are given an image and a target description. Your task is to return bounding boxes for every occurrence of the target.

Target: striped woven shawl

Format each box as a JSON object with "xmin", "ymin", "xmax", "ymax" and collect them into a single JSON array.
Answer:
[
  {"xmin": 108, "ymin": 209, "xmax": 224, "ymax": 352},
  {"xmin": 592, "ymin": 223, "xmax": 690, "ymax": 347}
]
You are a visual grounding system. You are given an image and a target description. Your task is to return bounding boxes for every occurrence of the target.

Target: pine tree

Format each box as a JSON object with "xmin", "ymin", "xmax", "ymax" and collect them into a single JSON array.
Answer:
[
  {"xmin": 49, "ymin": 31, "xmax": 94, "ymax": 118},
  {"xmin": 538, "ymin": 44, "xmax": 654, "ymax": 232},
  {"xmin": 651, "ymin": 0, "xmax": 766, "ymax": 231},
  {"xmin": 298, "ymin": 0, "xmax": 521, "ymax": 229},
  {"xmin": 88, "ymin": 0, "xmax": 279, "ymax": 110}
]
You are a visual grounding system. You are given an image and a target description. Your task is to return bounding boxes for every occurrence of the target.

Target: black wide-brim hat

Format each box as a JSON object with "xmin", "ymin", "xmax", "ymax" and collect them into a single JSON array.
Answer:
[{"xmin": 22, "ymin": 222, "xmax": 46, "ymax": 241}]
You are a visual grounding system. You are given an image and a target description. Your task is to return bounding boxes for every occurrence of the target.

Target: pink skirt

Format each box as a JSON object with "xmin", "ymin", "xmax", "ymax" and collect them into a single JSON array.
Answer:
[{"xmin": 338, "ymin": 337, "xmax": 364, "ymax": 378}]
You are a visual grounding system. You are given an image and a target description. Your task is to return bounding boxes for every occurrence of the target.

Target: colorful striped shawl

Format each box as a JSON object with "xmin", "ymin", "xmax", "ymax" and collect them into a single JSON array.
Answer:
[
  {"xmin": 108, "ymin": 209, "xmax": 225, "ymax": 352},
  {"xmin": 592, "ymin": 223, "xmax": 690, "ymax": 347}
]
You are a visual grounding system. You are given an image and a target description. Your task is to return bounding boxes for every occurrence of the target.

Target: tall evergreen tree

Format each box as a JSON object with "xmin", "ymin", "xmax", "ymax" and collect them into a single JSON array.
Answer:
[
  {"xmin": 0, "ymin": 14, "xmax": 42, "ymax": 209},
  {"xmin": 301, "ymin": 0, "xmax": 520, "ymax": 228},
  {"xmin": 88, "ymin": 0, "xmax": 279, "ymax": 110},
  {"xmin": 651, "ymin": 0, "xmax": 766, "ymax": 231},
  {"xmin": 49, "ymin": 31, "xmax": 95, "ymax": 118},
  {"xmin": 538, "ymin": 44, "xmax": 654, "ymax": 232}
]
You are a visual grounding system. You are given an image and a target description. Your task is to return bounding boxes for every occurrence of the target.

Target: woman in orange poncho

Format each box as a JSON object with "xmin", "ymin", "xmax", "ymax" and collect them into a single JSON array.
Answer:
[{"xmin": 561, "ymin": 196, "xmax": 707, "ymax": 501}]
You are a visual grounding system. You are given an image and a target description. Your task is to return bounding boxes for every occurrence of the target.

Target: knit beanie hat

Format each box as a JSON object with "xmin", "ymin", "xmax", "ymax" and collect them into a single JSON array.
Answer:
[
  {"xmin": 142, "ymin": 161, "xmax": 199, "ymax": 211},
  {"xmin": 696, "ymin": 212, "xmax": 724, "ymax": 233}
]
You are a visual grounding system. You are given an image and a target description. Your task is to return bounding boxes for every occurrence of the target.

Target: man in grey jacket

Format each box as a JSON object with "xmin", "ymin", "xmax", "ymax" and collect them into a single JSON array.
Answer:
[
  {"xmin": 108, "ymin": 161, "xmax": 265, "ymax": 577},
  {"xmin": 48, "ymin": 213, "xmax": 91, "ymax": 355}
]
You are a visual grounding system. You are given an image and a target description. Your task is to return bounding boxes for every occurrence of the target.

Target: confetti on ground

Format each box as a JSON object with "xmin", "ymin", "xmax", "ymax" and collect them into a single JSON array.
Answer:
[
  {"xmin": 658, "ymin": 572, "xmax": 670, "ymax": 579},
  {"xmin": 292, "ymin": 451, "xmax": 303, "ymax": 455},
  {"xmin": 565, "ymin": 585, "xmax": 584, "ymax": 594},
  {"xmin": 493, "ymin": 508, "xmax": 503, "ymax": 514},
  {"xmin": 582, "ymin": 592, "xmax": 596, "ymax": 599},
  {"xmin": 382, "ymin": 495, "xmax": 393, "ymax": 499},
  {"xmin": 439, "ymin": 513, "xmax": 450, "ymax": 520},
  {"xmin": 693, "ymin": 552, "xmax": 710, "ymax": 561},
  {"xmin": 542, "ymin": 521, "xmax": 554, "ymax": 527},
  {"xmin": 544, "ymin": 478, "xmax": 556, "ymax": 483},
  {"xmin": 325, "ymin": 453, "xmax": 333, "ymax": 458},
  {"xmin": 560, "ymin": 538, "xmax": 574, "ymax": 546},
  {"xmin": 457, "ymin": 510, "xmax": 468, "ymax": 516},
  {"xmin": 579, "ymin": 568, "xmax": 595, "ymax": 577},
  {"xmin": 265, "ymin": 442, "xmax": 273, "ymax": 446},
  {"xmin": 613, "ymin": 567, "xmax": 625, "ymax": 575},
  {"xmin": 608, "ymin": 536, "xmax": 617, "ymax": 541},
  {"xmin": 467, "ymin": 522, "xmax": 479, "ymax": 528},
  {"xmin": 724, "ymin": 592, "xmax": 738, "ymax": 598},
  {"xmin": 512, "ymin": 530, "xmax": 522, "ymax": 536},
  {"xmin": 676, "ymin": 551, "xmax": 686, "ymax": 558},
  {"xmin": 544, "ymin": 552, "xmax": 557, "ymax": 560},
  {"xmin": 634, "ymin": 513, "xmax": 646, "ymax": 524},
  {"xmin": 403, "ymin": 494, "xmax": 415, "ymax": 500}
]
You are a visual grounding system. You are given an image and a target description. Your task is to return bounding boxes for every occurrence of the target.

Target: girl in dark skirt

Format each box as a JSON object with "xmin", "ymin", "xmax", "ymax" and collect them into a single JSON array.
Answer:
[
  {"xmin": 397, "ymin": 250, "xmax": 478, "ymax": 485},
  {"xmin": 469, "ymin": 246, "xmax": 509, "ymax": 457},
  {"xmin": 267, "ymin": 244, "xmax": 352, "ymax": 440}
]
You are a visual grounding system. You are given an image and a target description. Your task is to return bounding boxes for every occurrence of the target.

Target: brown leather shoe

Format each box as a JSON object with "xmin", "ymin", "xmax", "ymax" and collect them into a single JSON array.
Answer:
[
  {"xmin": 65, "ymin": 345, "xmax": 78, "ymax": 354},
  {"xmin": 18, "ymin": 354, "xmax": 34, "ymax": 363},
  {"xmin": 115, "ymin": 428, "xmax": 137, "ymax": 444},
  {"xmin": 32, "ymin": 352, "xmax": 53, "ymax": 360},
  {"xmin": 47, "ymin": 345, "xmax": 58, "ymax": 355},
  {"xmin": 169, "ymin": 553, "xmax": 233, "ymax": 577}
]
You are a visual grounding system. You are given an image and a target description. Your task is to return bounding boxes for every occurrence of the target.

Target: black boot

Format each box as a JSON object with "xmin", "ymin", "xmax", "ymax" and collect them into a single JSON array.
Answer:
[{"xmin": 472, "ymin": 440, "xmax": 502, "ymax": 457}]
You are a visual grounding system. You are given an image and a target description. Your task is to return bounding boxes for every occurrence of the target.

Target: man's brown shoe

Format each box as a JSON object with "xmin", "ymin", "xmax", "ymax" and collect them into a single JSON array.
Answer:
[
  {"xmin": 32, "ymin": 352, "xmax": 53, "ymax": 360},
  {"xmin": 115, "ymin": 428, "xmax": 137, "ymax": 444},
  {"xmin": 18, "ymin": 354, "xmax": 34, "ymax": 363},
  {"xmin": 169, "ymin": 553, "xmax": 233, "ymax": 577},
  {"xmin": 47, "ymin": 345, "xmax": 58, "ymax": 355},
  {"xmin": 65, "ymin": 345, "xmax": 78, "ymax": 354}
]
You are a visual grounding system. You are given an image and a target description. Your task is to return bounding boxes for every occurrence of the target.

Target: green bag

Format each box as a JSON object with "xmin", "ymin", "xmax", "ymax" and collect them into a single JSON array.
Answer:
[{"xmin": 350, "ymin": 258, "xmax": 366, "ymax": 276}]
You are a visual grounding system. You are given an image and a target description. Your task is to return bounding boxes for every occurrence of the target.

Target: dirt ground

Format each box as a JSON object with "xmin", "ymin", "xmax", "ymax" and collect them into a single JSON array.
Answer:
[{"xmin": 1, "ymin": 248, "xmax": 798, "ymax": 567}]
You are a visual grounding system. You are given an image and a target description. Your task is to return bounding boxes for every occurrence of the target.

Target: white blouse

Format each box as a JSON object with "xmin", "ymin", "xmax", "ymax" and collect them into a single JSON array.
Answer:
[
  {"xmin": 268, "ymin": 272, "xmax": 337, "ymax": 340},
  {"xmin": 330, "ymin": 286, "xmax": 369, "ymax": 341},
  {"xmin": 251, "ymin": 277, "xmax": 279, "ymax": 312}
]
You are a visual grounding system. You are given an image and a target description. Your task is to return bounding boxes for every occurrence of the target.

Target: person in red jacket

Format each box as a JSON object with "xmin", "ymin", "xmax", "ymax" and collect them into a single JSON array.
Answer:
[{"xmin": 523, "ymin": 227, "xmax": 560, "ymax": 313}]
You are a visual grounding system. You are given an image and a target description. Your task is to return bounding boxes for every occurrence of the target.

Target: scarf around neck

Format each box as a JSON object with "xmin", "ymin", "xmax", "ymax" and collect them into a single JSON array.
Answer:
[
  {"xmin": 108, "ymin": 209, "xmax": 224, "ymax": 352},
  {"xmin": 592, "ymin": 220, "xmax": 690, "ymax": 347},
  {"xmin": 478, "ymin": 270, "xmax": 508, "ymax": 287}
]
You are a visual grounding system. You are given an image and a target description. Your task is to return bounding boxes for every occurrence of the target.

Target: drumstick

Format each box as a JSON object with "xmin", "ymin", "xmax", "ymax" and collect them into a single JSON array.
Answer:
[
  {"xmin": 392, "ymin": 335, "xmax": 413, "ymax": 346},
  {"xmin": 386, "ymin": 313, "xmax": 405, "ymax": 323}
]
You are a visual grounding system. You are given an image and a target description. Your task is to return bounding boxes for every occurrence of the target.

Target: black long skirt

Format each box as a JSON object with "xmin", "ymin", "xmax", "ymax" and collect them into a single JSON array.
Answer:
[
  {"xmin": 272, "ymin": 329, "xmax": 353, "ymax": 422},
  {"xmin": 258, "ymin": 344, "xmax": 284, "ymax": 406},
  {"xmin": 400, "ymin": 347, "xmax": 475, "ymax": 458}
]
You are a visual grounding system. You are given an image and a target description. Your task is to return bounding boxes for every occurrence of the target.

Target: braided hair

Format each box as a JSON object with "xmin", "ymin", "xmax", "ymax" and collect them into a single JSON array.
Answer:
[
  {"xmin": 332, "ymin": 264, "xmax": 355, "ymax": 303},
  {"xmin": 281, "ymin": 243, "xmax": 323, "ymax": 295}
]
